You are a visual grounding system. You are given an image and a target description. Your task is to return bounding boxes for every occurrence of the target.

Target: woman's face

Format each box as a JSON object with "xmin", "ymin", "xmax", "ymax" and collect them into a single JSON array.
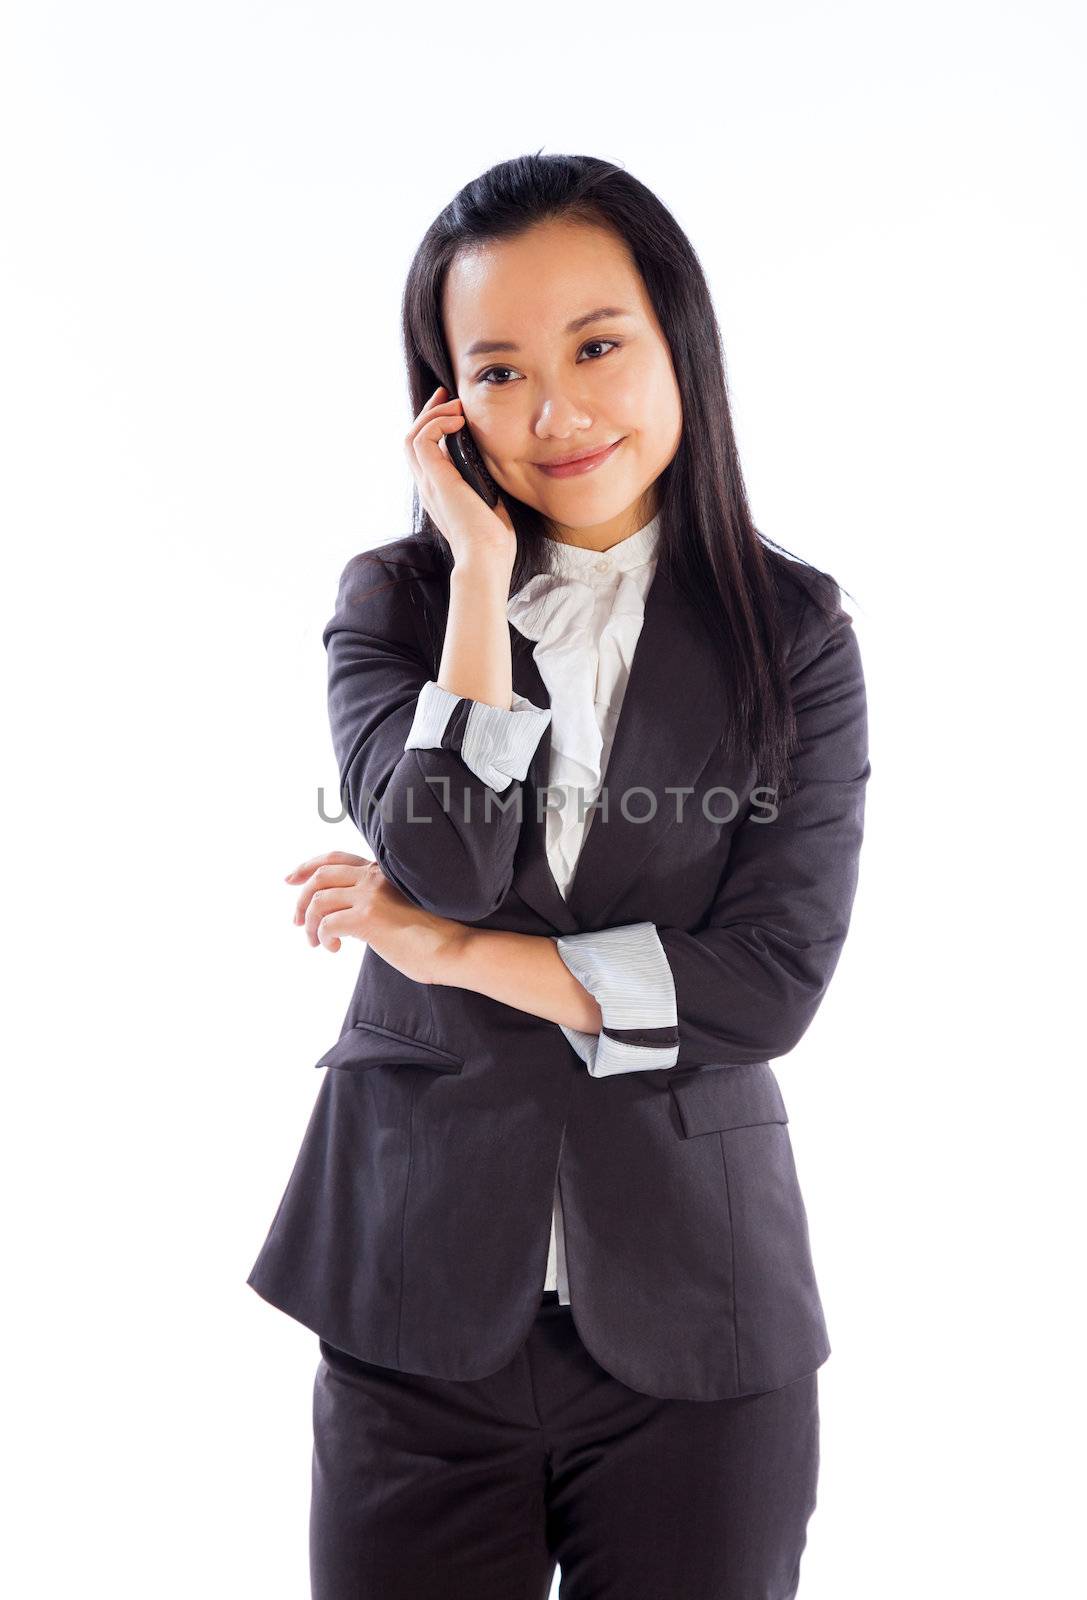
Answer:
[{"xmin": 442, "ymin": 218, "xmax": 683, "ymax": 547}]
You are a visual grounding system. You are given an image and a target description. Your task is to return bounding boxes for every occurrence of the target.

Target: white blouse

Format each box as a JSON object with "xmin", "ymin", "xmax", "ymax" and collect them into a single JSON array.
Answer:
[
  {"xmin": 404, "ymin": 509, "xmax": 680, "ymax": 1307},
  {"xmin": 505, "ymin": 513, "xmax": 662, "ymax": 900}
]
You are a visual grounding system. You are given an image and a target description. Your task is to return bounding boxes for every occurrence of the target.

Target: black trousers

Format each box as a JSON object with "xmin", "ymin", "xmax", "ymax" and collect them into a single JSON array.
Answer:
[{"xmin": 311, "ymin": 1292, "xmax": 820, "ymax": 1600}]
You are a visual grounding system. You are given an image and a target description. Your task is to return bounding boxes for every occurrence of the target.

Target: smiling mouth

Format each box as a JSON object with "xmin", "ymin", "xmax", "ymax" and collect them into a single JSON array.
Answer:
[{"xmin": 533, "ymin": 438, "xmax": 626, "ymax": 477}]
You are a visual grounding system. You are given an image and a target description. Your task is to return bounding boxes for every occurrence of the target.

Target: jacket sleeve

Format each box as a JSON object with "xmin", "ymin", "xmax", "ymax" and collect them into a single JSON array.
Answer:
[
  {"xmin": 323, "ymin": 552, "xmax": 551, "ymax": 922},
  {"xmin": 552, "ymin": 593, "xmax": 870, "ymax": 1075}
]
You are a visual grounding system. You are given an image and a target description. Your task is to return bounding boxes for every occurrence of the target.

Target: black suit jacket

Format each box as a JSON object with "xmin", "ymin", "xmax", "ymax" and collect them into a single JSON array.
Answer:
[{"xmin": 246, "ymin": 537, "xmax": 870, "ymax": 1400}]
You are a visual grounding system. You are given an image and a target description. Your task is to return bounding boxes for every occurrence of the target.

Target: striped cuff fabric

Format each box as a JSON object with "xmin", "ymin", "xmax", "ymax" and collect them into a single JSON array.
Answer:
[
  {"xmin": 404, "ymin": 679, "xmax": 552, "ymax": 793},
  {"xmin": 553, "ymin": 922, "xmax": 681, "ymax": 1076}
]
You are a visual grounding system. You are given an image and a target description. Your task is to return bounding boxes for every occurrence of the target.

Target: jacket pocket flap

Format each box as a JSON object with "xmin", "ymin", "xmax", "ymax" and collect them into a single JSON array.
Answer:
[
  {"xmin": 669, "ymin": 1061, "xmax": 788, "ymax": 1137},
  {"xmin": 314, "ymin": 1021, "xmax": 465, "ymax": 1074}
]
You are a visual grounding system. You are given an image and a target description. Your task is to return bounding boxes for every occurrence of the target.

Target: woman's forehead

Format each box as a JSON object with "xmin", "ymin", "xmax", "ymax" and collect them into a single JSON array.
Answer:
[{"xmin": 442, "ymin": 224, "xmax": 646, "ymax": 354}]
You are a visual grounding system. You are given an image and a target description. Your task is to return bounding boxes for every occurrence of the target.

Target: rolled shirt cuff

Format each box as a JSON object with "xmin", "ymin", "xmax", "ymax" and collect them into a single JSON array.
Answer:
[
  {"xmin": 553, "ymin": 922, "xmax": 681, "ymax": 1075},
  {"xmin": 404, "ymin": 679, "xmax": 552, "ymax": 793}
]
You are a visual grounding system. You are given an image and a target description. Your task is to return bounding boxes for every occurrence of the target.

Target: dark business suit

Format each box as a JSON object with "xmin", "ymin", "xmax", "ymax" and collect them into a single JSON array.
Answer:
[
  {"xmin": 248, "ymin": 533, "xmax": 869, "ymax": 1396},
  {"xmin": 247, "ymin": 534, "xmax": 868, "ymax": 1596}
]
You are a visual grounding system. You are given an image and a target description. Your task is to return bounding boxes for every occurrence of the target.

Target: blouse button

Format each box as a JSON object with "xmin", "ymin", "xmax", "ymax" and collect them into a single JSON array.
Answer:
[{"xmin": 594, "ymin": 557, "xmax": 611, "ymax": 572}]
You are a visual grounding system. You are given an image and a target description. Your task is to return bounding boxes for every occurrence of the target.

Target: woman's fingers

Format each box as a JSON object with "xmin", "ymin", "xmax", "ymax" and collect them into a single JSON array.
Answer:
[
  {"xmin": 303, "ymin": 886, "xmax": 359, "ymax": 947},
  {"xmin": 410, "ymin": 420, "xmax": 466, "ymax": 481},
  {"xmin": 288, "ymin": 857, "xmax": 374, "ymax": 926},
  {"xmin": 403, "ymin": 386, "xmax": 463, "ymax": 451},
  {"xmin": 406, "ymin": 412, "xmax": 466, "ymax": 481},
  {"xmin": 284, "ymin": 850, "xmax": 367, "ymax": 882},
  {"xmin": 315, "ymin": 908, "xmax": 359, "ymax": 952},
  {"xmin": 401, "ymin": 381, "xmax": 517, "ymax": 560}
]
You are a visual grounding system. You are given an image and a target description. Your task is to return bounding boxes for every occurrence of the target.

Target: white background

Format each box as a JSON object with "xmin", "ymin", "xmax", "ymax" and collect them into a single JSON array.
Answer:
[{"xmin": 3, "ymin": 1, "xmax": 1083, "ymax": 1595}]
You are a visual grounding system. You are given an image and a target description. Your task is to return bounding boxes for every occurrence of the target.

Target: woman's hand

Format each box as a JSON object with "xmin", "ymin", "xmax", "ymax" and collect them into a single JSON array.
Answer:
[
  {"xmin": 284, "ymin": 851, "xmax": 602, "ymax": 1034},
  {"xmin": 405, "ymin": 385, "xmax": 517, "ymax": 568},
  {"xmin": 285, "ymin": 851, "xmax": 467, "ymax": 986}
]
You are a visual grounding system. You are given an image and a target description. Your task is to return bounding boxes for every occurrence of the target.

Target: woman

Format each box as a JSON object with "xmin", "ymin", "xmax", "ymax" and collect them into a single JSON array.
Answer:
[{"xmin": 247, "ymin": 152, "xmax": 870, "ymax": 1600}]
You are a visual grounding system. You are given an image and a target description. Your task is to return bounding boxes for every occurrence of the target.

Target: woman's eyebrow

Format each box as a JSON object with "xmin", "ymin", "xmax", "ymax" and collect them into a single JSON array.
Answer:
[{"xmin": 464, "ymin": 307, "xmax": 633, "ymax": 359}]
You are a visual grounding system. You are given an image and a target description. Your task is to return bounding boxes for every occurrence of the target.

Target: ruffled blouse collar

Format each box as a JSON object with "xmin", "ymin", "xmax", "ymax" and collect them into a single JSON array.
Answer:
[{"xmin": 506, "ymin": 512, "xmax": 662, "ymax": 896}]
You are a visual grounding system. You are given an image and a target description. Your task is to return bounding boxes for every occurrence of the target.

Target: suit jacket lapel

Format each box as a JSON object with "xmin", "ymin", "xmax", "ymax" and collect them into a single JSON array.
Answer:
[
  {"xmin": 509, "ymin": 633, "xmax": 580, "ymax": 933},
  {"xmin": 510, "ymin": 562, "xmax": 727, "ymax": 933}
]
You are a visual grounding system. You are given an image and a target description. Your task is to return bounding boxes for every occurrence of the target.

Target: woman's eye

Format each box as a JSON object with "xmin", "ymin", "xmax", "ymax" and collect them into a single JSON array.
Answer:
[
  {"xmin": 578, "ymin": 339, "xmax": 620, "ymax": 362},
  {"xmin": 477, "ymin": 339, "xmax": 620, "ymax": 387}
]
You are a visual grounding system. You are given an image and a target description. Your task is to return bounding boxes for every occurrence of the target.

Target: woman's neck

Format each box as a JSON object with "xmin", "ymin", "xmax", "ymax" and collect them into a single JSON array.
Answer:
[{"xmin": 545, "ymin": 495, "xmax": 660, "ymax": 554}]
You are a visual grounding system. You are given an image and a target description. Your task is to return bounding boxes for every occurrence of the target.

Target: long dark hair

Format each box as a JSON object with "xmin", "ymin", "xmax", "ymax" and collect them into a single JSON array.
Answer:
[{"xmin": 399, "ymin": 151, "xmax": 852, "ymax": 796}]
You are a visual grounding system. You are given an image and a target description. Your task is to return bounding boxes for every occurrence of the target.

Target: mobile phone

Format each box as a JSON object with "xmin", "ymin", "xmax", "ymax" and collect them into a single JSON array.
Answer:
[{"xmin": 444, "ymin": 395, "xmax": 501, "ymax": 508}]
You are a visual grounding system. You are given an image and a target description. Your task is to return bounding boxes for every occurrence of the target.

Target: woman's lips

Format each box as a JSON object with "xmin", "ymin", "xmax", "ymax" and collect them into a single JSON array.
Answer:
[{"xmin": 533, "ymin": 438, "xmax": 625, "ymax": 478}]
